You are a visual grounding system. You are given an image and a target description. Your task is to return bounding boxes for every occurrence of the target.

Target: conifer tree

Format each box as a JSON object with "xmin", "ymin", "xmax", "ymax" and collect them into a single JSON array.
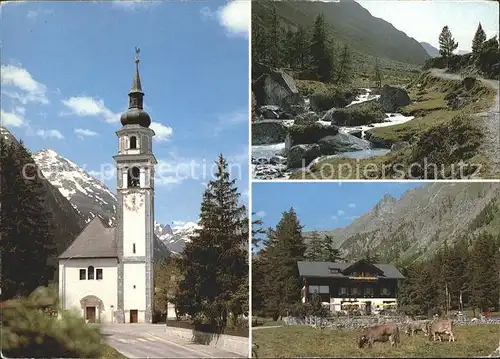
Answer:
[
  {"xmin": 335, "ymin": 44, "xmax": 353, "ymax": 85},
  {"xmin": 472, "ymin": 22, "xmax": 487, "ymax": 54},
  {"xmin": 174, "ymin": 154, "xmax": 248, "ymax": 329},
  {"xmin": 252, "ymin": 13, "xmax": 269, "ymax": 64},
  {"xmin": 438, "ymin": 26, "xmax": 459, "ymax": 67},
  {"xmin": 322, "ymin": 235, "xmax": 343, "ymax": 262},
  {"xmin": 0, "ymin": 141, "xmax": 56, "ymax": 300},
  {"xmin": 310, "ymin": 13, "xmax": 335, "ymax": 82},
  {"xmin": 261, "ymin": 208, "xmax": 306, "ymax": 316},
  {"xmin": 269, "ymin": 4, "xmax": 283, "ymax": 67},
  {"xmin": 293, "ymin": 26, "xmax": 309, "ymax": 69},
  {"xmin": 373, "ymin": 60, "xmax": 383, "ymax": 88},
  {"xmin": 306, "ymin": 231, "xmax": 324, "ymax": 261}
]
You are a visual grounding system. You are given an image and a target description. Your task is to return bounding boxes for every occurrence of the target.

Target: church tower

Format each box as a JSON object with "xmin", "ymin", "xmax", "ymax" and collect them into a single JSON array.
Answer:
[{"xmin": 114, "ymin": 48, "xmax": 156, "ymax": 323}]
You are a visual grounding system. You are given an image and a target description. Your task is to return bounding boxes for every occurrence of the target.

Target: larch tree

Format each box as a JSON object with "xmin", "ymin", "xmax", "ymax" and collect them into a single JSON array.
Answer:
[
  {"xmin": 472, "ymin": 22, "xmax": 487, "ymax": 54},
  {"xmin": 438, "ymin": 26, "xmax": 459, "ymax": 67}
]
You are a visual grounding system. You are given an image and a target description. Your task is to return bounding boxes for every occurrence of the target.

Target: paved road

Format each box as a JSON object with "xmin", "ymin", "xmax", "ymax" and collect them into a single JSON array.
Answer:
[
  {"xmin": 102, "ymin": 324, "xmax": 245, "ymax": 358},
  {"xmin": 430, "ymin": 68, "xmax": 500, "ymax": 178}
]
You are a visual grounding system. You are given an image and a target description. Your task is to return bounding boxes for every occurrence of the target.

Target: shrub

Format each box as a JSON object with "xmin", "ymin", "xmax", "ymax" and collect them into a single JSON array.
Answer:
[
  {"xmin": 1, "ymin": 286, "xmax": 104, "ymax": 358},
  {"xmin": 310, "ymin": 86, "xmax": 358, "ymax": 111}
]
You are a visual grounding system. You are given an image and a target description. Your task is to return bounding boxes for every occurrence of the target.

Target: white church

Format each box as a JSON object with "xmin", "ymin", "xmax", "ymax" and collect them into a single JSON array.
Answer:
[{"xmin": 58, "ymin": 49, "xmax": 157, "ymax": 324}]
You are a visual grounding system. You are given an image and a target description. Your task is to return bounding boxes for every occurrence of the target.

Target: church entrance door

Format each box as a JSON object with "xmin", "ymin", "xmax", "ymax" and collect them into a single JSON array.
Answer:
[
  {"xmin": 130, "ymin": 310, "xmax": 138, "ymax": 323},
  {"xmin": 86, "ymin": 306, "xmax": 96, "ymax": 323}
]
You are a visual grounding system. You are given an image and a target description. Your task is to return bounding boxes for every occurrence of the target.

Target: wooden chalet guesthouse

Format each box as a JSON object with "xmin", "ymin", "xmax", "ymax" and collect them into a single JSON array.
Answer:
[{"xmin": 298, "ymin": 259, "xmax": 405, "ymax": 315}]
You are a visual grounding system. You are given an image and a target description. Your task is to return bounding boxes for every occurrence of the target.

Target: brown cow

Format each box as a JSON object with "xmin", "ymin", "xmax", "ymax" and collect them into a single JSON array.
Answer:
[
  {"xmin": 358, "ymin": 323, "xmax": 400, "ymax": 348},
  {"xmin": 428, "ymin": 319, "xmax": 455, "ymax": 342},
  {"xmin": 404, "ymin": 320, "xmax": 430, "ymax": 336}
]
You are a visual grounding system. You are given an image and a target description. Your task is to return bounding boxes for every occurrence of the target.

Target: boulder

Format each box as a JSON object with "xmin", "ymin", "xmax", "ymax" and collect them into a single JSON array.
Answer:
[
  {"xmin": 287, "ymin": 144, "xmax": 321, "ymax": 169},
  {"xmin": 378, "ymin": 85, "xmax": 411, "ymax": 112},
  {"xmin": 322, "ymin": 101, "xmax": 386, "ymax": 126},
  {"xmin": 461, "ymin": 76, "xmax": 477, "ymax": 91},
  {"xmin": 252, "ymin": 62, "xmax": 305, "ymax": 110},
  {"xmin": 448, "ymin": 96, "xmax": 469, "ymax": 110},
  {"xmin": 318, "ymin": 133, "xmax": 370, "ymax": 155},
  {"xmin": 270, "ymin": 155, "xmax": 287, "ymax": 165},
  {"xmin": 288, "ymin": 122, "xmax": 339, "ymax": 147},
  {"xmin": 391, "ymin": 141, "xmax": 410, "ymax": 151},
  {"xmin": 310, "ymin": 87, "xmax": 359, "ymax": 112},
  {"xmin": 252, "ymin": 120, "xmax": 288, "ymax": 145},
  {"xmin": 294, "ymin": 111, "xmax": 320, "ymax": 125},
  {"xmin": 348, "ymin": 130, "xmax": 363, "ymax": 139}
]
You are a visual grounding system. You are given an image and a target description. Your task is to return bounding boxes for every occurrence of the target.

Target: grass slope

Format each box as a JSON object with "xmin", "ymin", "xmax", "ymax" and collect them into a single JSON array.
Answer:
[{"xmin": 253, "ymin": 325, "xmax": 498, "ymax": 358}]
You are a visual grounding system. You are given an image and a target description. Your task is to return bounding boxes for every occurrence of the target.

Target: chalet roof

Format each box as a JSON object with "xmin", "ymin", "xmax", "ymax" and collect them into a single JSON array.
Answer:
[
  {"xmin": 58, "ymin": 217, "xmax": 117, "ymax": 259},
  {"xmin": 297, "ymin": 260, "xmax": 404, "ymax": 279}
]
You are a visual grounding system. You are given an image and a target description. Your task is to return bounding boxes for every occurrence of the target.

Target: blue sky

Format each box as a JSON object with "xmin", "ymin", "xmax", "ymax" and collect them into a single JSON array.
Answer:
[
  {"xmin": 1, "ymin": 0, "xmax": 250, "ymax": 226},
  {"xmin": 356, "ymin": 0, "xmax": 499, "ymax": 52},
  {"xmin": 253, "ymin": 182, "xmax": 426, "ymax": 233}
]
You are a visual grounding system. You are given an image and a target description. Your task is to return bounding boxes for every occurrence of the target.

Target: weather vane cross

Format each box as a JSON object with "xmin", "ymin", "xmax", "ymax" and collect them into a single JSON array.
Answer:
[{"xmin": 135, "ymin": 47, "xmax": 140, "ymax": 63}]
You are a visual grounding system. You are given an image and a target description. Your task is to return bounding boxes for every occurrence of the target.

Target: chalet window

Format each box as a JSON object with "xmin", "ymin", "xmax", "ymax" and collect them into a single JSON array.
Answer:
[
  {"xmin": 364, "ymin": 287, "xmax": 374, "ymax": 296},
  {"xmin": 381, "ymin": 287, "xmax": 390, "ymax": 296},
  {"xmin": 133, "ymin": 243, "xmax": 136, "ymax": 254},
  {"xmin": 319, "ymin": 286, "xmax": 329, "ymax": 294},
  {"xmin": 130, "ymin": 136, "xmax": 137, "ymax": 149},
  {"xmin": 339, "ymin": 287, "xmax": 348, "ymax": 295},
  {"xmin": 351, "ymin": 287, "xmax": 361, "ymax": 296},
  {"xmin": 309, "ymin": 285, "xmax": 320, "ymax": 294},
  {"xmin": 80, "ymin": 269, "xmax": 86, "ymax": 280},
  {"xmin": 96, "ymin": 269, "xmax": 103, "ymax": 280},
  {"xmin": 88, "ymin": 266, "xmax": 95, "ymax": 280},
  {"xmin": 329, "ymin": 268, "xmax": 341, "ymax": 274}
]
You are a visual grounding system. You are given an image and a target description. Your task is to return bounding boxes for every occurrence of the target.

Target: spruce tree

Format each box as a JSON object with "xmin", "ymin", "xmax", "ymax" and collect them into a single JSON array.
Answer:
[
  {"xmin": 293, "ymin": 26, "xmax": 309, "ymax": 69},
  {"xmin": 306, "ymin": 231, "xmax": 324, "ymax": 261},
  {"xmin": 252, "ymin": 13, "xmax": 269, "ymax": 64},
  {"xmin": 261, "ymin": 208, "xmax": 306, "ymax": 316},
  {"xmin": 174, "ymin": 154, "xmax": 248, "ymax": 329},
  {"xmin": 322, "ymin": 235, "xmax": 343, "ymax": 262},
  {"xmin": 373, "ymin": 60, "xmax": 383, "ymax": 88},
  {"xmin": 0, "ymin": 141, "xmax": 56, "ymax": 300},
  {"xmin": 472, "ymin": 22, "xmax": 487, "ymax": 54},
  {"xmin": 310, "ymin": 13, "xmax": 334, "ymax": 82},
  {"xmin": 438, "ymin": 26, "xmax": 459, "ymax": 67},
  {"xmin": 269, "ymin": 4, "xmax": 283, "ymax": 67},
  {"xmin": 335, "ymin": 44, "xmax": 353, "ymax": 85}
]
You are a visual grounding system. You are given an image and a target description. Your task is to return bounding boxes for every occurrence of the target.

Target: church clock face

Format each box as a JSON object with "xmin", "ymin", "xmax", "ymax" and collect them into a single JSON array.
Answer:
[{"xmin": 124, "ymin": 193, "xmax": 144, "ymax": 212}]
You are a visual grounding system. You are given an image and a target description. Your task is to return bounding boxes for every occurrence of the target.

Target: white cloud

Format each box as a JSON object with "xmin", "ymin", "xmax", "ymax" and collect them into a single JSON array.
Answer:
[
  {"xmin": 75, "ymin": 128, "xmax": 99, "ymax": 138},
  {"xmin": 212, "ymin": 109, "xmax": 248, "ymax": 135},
  {"xmin": 150, "ymin": 122, "xmax": 173, "ymax": 142},
  {"xmin": 331, "ymin": 215, "xmax": 339, "ymax": 221},
  {"xmin": 348, "ymin": 203, "xmax": 356, "ymax": 208},
  {"xmin": 201, "ymin": 1, "xmax": 249, "ymax": 38},
  {"xmin": 1, "ymin": 65, "xmax": 49, "ymax": 105},
  {"xmin": 14, "ymin": 106, "xmax": 26, "ymax": 116},
  {"xmin": 337, "ymin": 210, "xmax": 345, "ymax": 217},
  {"xmin": 172, "ymin": 220, "xmax": 186, "ymax": 226},
  {"xmin": 112, "ymin": 0, "xmax": 156, "ymax": 11},
  {"xmin": 1, "ymin": 109, "xmax": 25, "ymax": 127},
  {"xmin": 255, "ymin": 211, "xmax": 266, "ymax": 218},
  {"xmin": 61, "ymin": 96, "xmax": 119, "ymax": 123},
  {"xmin": 227, "ymin": 145, "xmax": 249, "ymax": 164},
  {"xmin": 36, "ymin": 129, "xmax": 64, "ymax": 140},
  {"xmin": 26, "ymin": 9, "xmax": 53, "ymax": 19}
]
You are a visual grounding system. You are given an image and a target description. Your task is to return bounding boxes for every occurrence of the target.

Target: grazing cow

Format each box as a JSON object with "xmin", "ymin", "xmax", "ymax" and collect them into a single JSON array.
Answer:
[
  {"xmin": 358, "ymin": 323, "xmax": 400, "ymax": 348},
  {"xmin": 404, "ymin": 320, "xmax": 430, "ymax": 336},
  {"xmin": 428, "ymin": 319, "xmax": 455, "ymax": 342}
]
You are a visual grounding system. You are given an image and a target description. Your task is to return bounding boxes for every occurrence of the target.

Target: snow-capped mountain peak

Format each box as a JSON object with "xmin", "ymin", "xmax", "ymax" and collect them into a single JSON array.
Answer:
[{"xmin": 32, "ymin": 148, "xmax": 191, "ymax": 252}]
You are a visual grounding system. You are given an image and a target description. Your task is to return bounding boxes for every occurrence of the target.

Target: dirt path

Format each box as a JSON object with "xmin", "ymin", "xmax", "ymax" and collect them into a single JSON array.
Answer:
[{"xmin": 430, "ymin": 68, "xmax": 500, "ymax": 178}]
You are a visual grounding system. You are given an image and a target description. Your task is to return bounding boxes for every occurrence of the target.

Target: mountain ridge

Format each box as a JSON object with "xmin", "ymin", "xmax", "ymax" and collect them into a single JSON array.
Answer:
[
  {"xmin": 307, "ymin": 183, "xmax": 500, "ymax": 263},
  {"xmin": 31, "ymin": 148, "xmax": 191, "ymax": 254},
  {"xmin": 253, "ymin": 0, "xmax": 430, "ymax": 65}
]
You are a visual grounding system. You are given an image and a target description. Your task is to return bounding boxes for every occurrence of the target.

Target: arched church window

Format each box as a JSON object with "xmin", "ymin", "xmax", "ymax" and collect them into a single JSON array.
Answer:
[
  {"xmin": 130, "ymin": 136, "xmax": 137, "ymax": 149},
  {"xmin": 88, "ymin": 266, "xmax": 95, "ymax": 280},
  {"xmin": 127, "ymin": 167, "xmax": 140, "ymax": 187}
]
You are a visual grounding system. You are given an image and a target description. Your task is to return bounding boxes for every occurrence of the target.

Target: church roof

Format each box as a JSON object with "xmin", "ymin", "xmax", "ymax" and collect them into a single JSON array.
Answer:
[{"xmin": 58, "ymin": 217, "xmax": 117, "ymax": 259}]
